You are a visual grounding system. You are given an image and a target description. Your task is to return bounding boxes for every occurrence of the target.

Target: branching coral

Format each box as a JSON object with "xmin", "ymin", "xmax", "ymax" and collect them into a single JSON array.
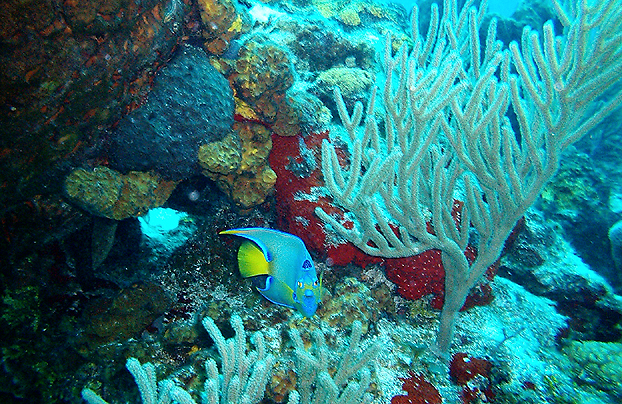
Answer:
[
  {"xmin": 317, "ymin": 0, "xmax": 622, "ymax": 354},
  {"xmin": 288, "ymin": 320, "xmax": 383, "ymax": 404},
  {"xmin": 81, "ymin": 318, "xmax": 382, "ymax": 404}
]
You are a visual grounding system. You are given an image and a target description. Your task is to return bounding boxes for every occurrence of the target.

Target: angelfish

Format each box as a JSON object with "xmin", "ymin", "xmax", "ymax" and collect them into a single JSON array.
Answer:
[{"xmin": 219, "ymin": 227, "xmax": 321, "ymax": 317}]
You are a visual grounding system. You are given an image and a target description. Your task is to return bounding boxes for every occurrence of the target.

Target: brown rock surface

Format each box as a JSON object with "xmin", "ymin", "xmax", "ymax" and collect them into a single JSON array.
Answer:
[{"xmin": 0, "ymin": 0, "xmax": 184, "ymax": 209}]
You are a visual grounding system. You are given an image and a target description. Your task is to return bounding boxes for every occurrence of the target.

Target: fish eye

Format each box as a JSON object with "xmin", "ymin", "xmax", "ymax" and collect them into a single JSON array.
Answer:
[
  {"xmin": 313, "ymin": 280, "xmax": 318, "ymax": 286},
  {"xmin": 297, "ymin": 281, "xmax": 303, "ymax": 288}
]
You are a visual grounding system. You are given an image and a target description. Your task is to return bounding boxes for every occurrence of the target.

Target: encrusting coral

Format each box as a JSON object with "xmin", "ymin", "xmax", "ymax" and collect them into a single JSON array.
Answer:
[
  {"xmin": 564, "ymin": 340, "xmax": 622, "ymax": 398},
  {"xmin": 197, "ymin": 0, "xmax": 250, "ymax": 55},
  {"xmin": 198, "ymin": 123, "xmax": 277, "ymax": 208},
  {"xmin": 64, "ymin": 166, "xmax": 178, "ymax": 220},
  {"xmin": 225, "ymin": 39, "xmax": 296, "ymax": 127},
  {"xmin": 198, "ymin": 132, "xmax": 242, "ymax": 176},
  {"xmin": 198, "ymin": 37, "xmax": 306, "ymax": 208},
  {"xmin": 313, "ymin": 66, "xmax": 374, "ymax": 116}
]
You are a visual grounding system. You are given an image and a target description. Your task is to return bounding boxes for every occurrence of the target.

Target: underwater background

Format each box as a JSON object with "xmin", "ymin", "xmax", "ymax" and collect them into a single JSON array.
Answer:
[{"xmin": 1, "ymin": 0, "xmax": 622, "ymax": 403}]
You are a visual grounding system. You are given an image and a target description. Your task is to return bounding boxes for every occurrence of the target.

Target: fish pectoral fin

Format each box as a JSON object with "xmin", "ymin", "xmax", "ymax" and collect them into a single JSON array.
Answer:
[
  {"xmin": 257, "ymin": 277, "xmax": 297, "ymax": 309},
  {"xmin": 250, "ymin": 275, "xmax": 271, "ymax": 290},
  {"xmin": 237, "ymin": 240, "xmax": 270, "ymax": 278}
]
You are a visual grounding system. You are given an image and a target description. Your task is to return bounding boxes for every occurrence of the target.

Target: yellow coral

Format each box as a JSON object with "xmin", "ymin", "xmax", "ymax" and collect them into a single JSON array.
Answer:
[
  {"xmin": 228, "ymin": 14, "xmax": 244, "ymax": 34},
  {"xmin": 198, "ymin": 132, "xmax": 241, "ymax": 175},
  {"xmin": 366, "ymin": 4, "xmax": 387, "ymax": 19},
  {"xmin": 64, "ymin": 167, "xmax": 121, "ymax": 216},
  {"xmin": 198, "ymin": 122, "xmax": 276, "ymax": 208},
  {"xmin": 197, "ymin": 0, "xmax": 235, "ymax": 34},
  {"xmin": 312, "ymin": 0, "xmax": 401, "ymax": 26},
  {"xmin": 338, "ymin": 8, "xmax": 361, "ymax": 26},
  {"xmin": 229, "ymin": 40, "xmax": 294, "ymax": 122},
  {"xmin": 197, "ymin": 0, "xmax": 249, "ymax": 55},
  {"xmin": 200, "ymin": 39, "xmax": 303, "ymax": 207},
  {"xmin": 234, "ymin": 97, "xmax": 260, "ymax": 121},
  {"xmin": 237, "ymin": 123, "xmax": 272, "ymax": 171},
  {"xmin": 272, "ymin": 97, "xmax": 301, "ymax": 137},
  {"xmin": 312, "ymin": 0, "xmax": 347, "ymax": 18},
  {"xmin": 316, "ymin": 67, "xmax": 373, "ymax": 99},
  {"xmin": 231, "ymin": 166, "xmax": 277, "ymax": 208},
  {"xmin": 64, "ymin": 167, "xmax": 177, "ymax": 220}
]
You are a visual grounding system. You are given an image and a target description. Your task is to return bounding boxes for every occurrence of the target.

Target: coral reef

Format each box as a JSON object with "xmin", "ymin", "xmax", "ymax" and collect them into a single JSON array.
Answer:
[
  {"xmin": 283, "ymin": 17, "xmax": 376, "ymax": 72},
  {"xmin": 313, "ymin": 67, "xmax": 374, "ymax": 116},
  {"xmin": 500, "ymin": 210, "xmax": 622, "ymax": 342},
  {"xmin": 449, "ymin": 353, "xmax": 494, "ymax": 403},
  {"xmin": 110, "ymin": 45, "xmax": 235, "ymax": 180},
  {"xmin": 82, "ymin": 282, "xmax": 171, "ymax": 344},
  {"xmin": 197, "ymin": 0, "xmax": 250, "ymax": 55},
  {"xmin": 319, "ymin": 277, "xmax": 378, "ymax": 334},
  {"xmin": 224, "ymin": 38, "xmax": 295, "ymax": 126},
  {"xmin": 391, "ymin": 372, "xmax": 441, "ymax": 404},
  {"xmin": 539, "ymin": 149, "xmax": 620, "ymax": 289},
  {"xmin": 609, "ymin": 219, "xmax": 622, "ymax": 278},
  {"xmin": 310, "ymin": 0, "xmax": 407, "ymax": 29},
  {"xmin": 198, "ymin": 122, "xmax": 276, "ymax": 208},
  {"xmin": 3, "ymin": 1, "xmax": 622, "ymax": 404},
  {"xmin": 563, "ymin": 340, "xmax": 622, "ymax": 399},
  {"xmin": 486, "ymin": 0, "xmax": 558, "ymax": 50},
  {"xmin": 540, "ymin": 151, "xmax": 604, "ymax": 217},
  {"xmin": 0, "ymin": 0, "xmax": 184, "ymax": 209},
  {"xmin": 455, "ymin": 276, "xmax": 572, "ymax": 400},
  {"xmin": 311, "ymin": 0, "xmax": 349, "ymax": 18},
  {"xmin": 64, "ymin": 166, "xmax": 178, "ymax": 220}
]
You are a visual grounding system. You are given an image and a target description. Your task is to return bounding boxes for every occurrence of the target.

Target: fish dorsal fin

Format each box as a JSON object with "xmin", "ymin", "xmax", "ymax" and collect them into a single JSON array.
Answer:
[
  {"xmin": 219, "ymin": 228, "xmax": 273, "ymax": 262},
  {"xmin": 237, "ymin": 240, "xmax": 270, "ymax": 278}
]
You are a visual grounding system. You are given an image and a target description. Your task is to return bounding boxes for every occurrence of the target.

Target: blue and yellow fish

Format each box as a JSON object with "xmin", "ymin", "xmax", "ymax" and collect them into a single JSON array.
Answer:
[{"xmin": 219, "ymin": 227, "xmax": 321, "ymax": 317}]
